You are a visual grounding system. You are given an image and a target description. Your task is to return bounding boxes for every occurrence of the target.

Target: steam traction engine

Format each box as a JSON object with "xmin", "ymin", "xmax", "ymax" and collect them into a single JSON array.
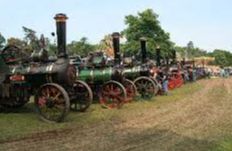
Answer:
[
  {"xmin": 166, "ymin": 49, "xmax": 184, "ymax": 90},
  {"xmin": 0, "ymin": 14, "xmax": 92, "ymax": 122},
  {"xmin": 155, "ymin": 47, "xmax": 184, "ymax": 91},
  {"xmin": 74, "ymin": 32, "xmax": 136, "ymax": 109},
  {"xmin": 123, "ymin": 38, "xmax": 159, "ymax": 99}
]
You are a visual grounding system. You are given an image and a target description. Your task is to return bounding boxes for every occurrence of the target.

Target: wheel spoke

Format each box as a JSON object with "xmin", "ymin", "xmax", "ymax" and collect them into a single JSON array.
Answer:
[
  {"xmin": 46, "ymin": 87, "xmax": 50, "ymax": 98},
  {"xmin": 114, "ymin": 88, "xmax": 122, "ymax": 96},
  {"xmin": 52, "ymin": 92, "xmax": 61, "ymax": 101}
]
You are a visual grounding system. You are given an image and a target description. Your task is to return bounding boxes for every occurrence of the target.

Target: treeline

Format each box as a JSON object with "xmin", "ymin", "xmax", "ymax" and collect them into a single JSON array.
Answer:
[{"xmin": 0, "ymin": 9, "xmax": 232, "ymax": 67}]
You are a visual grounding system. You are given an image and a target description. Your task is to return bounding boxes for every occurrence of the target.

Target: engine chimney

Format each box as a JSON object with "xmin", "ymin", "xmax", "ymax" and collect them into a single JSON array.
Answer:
[
  {"xmin": 156, "ymin": 46, "xmax": 161, "ymax": 67},
  {"xmin": 54, "ymin": 13, "xmax": 68, "ymax": 58},
  {"xmin": 112, "ymin": 32, "xmax": 121, "ymax": 65},
  {"xmin": 172, "ymin": 49, "xmax": 176, "ymax": 63},
  {"xmin": 140, "ymin": 37, "xmax": 147, "ymax": 63}
]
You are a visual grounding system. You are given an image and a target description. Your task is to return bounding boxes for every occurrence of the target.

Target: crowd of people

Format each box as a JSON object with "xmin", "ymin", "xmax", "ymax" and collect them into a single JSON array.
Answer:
[{"xmin": 150, "ymin": 65, "xmax": 232, "ymax": 96}]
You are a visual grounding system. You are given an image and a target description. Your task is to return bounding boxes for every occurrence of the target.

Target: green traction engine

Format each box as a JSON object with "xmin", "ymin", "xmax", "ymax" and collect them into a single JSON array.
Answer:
[
  {"xmin": 122, "ymin": 38, "xmax": 160, "ymax": 99},
  {"xmin": 74, "ymin": 32, "xmax": 137, "ymax": 109},
  {"xmin": 0, "ymin": 14, "xmax": 92, "ymax": 122}
]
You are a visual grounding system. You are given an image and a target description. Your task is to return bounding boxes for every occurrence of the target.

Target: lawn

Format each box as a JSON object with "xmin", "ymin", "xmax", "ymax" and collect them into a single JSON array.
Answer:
[
  {"xmin": 0, "ymin": 82, "xmax": 201, "ymax": 143},
  {"xmin": 2, "ymin": 79, "xmax": 232, "ymax": 151}
]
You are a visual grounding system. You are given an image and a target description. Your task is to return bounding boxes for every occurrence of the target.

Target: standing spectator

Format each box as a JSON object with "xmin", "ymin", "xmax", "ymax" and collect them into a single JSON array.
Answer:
[
  {"xmin": 162, "ymin": 67, "xmax": 169, "ymax": 95},
  {"xmin": 220, "ymin": 67, "xmax": 225, "ymax": 77}
]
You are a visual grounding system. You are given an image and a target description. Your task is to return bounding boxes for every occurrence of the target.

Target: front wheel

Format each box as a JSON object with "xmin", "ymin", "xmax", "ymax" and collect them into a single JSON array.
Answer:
[
  {"xmin": 99, "ymin": 81, "xmax": 127, "ymax": 109},
  {"xmin": 35, "ymin": 83, "xmax": 70, "ymax": 123},
  {"xmin": 71, "ymin": 80, "xmax": 93, "ymax": 112}
]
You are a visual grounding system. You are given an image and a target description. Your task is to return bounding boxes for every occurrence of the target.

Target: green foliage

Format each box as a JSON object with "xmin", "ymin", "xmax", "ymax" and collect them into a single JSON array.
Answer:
[
  {"xmin": 43, "ymin": 37, "xmax": 57, "ymax": 56},
  {"xmin": 208, "ymin": 49, "xmax": 232, "ymax": 67},
  {"xmin": 22, "ymin": 26, "xmax": 40, "ymax": 52},
  {"xmin": 99, "ymin": 34, "xmax": 112, "ymax": 50},
  {"xmin": 122, "ymin": 9, "xmax": 174, "ymax": 59},
  {"xmin": 187, "ymin": 41, "xmax": 194, "ymax": 49},
  {"xmin": 67, "ymin": 37, "xmax": 96, "ymax": 57},
  {"xmin": 99, "ymin": 34, "xmax": 114, "ymax": 57},
  {"xmin": 175, "ymin": 41, "xmax": 207, "ymax": 60},
  {"xmin": 0, "ymin": 33, "xmax": 6, "ymax": 49},
  {"xmin": 2, "ymin": 9, "xmax": 232, "ymax": 67},
  {"xmin": 174, "ymin": 46, "xmax": 186, "ymax": 59},
  {"xmin": 7, "ymin": 37, "xmax": 26, "ymax": 48},
  {"xmin": 187, "ymin": 47, "xmax": 207, "ymax": 58},
  {"xmin": 47, "ymin": 43, "xmax": 57, "ymax": 56},
  {"xmin": 6, "ymin": 27, "xmax": 55, "ymax": 56}
]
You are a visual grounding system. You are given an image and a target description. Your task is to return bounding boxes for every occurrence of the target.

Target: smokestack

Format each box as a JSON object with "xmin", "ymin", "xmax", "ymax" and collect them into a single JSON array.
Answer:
[
  {"xmin": 140, "ymin": 37, "xmax": 147, "ymax": 63},
  {"xmin": 54, "ymin": 13, "xmax": 68, "ymax": 58},
  {"xmin": 156, "ymin": 46, "xmax": 161, "ymax": 67},
  {"xmin": 172, "ymin": 49, "xmax": 176, "ymax": 63},
  {"xmin": 112, "ymin": 32, "xmax": 121, "ymax": 65}
]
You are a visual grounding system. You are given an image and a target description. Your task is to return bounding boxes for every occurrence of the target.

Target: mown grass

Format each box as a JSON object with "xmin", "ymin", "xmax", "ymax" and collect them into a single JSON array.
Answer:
[
  {"xmin": 212, "ymin": 138, "xmax": 232, "ymax": 151},
  {"xmin": 0, "ymin": 82, "xmax": 201, "ymax": 142}
]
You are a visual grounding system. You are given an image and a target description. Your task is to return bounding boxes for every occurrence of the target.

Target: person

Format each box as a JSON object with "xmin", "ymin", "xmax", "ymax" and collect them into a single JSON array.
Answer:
[
  {"xmin": 184, "ymin": 70, "xmax": 189, "ymax": 82},
  {"xmin": 162, "ymin": 67, "xmax": 169, "ymax": 95},
  {"xmin": 224, "ymin": 68, "xmax": 229, "ymax": 78},
  {"xmin": 162, "ymin": 75, "xmax": 169, "ymax": 95},
  {"xmin": 220, "ymin": 67, "xmax": 225, "ymax": 77},
  {"xmin": 192, "ymin": 68, "xmax": 197, "ymax": 81}
]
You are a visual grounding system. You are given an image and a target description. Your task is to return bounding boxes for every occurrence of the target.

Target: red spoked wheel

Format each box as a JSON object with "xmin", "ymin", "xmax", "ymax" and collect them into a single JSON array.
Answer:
[
  {"xmin": 123, "ymin": 79, "xmax": 137, "ymax": 103},
  {"xmin": 134, "ymin": 76, "xmax": 156, "ymax": 99},
  {"xmin": 35, "ymin": 83, "xmax": 70, "ymax": 123},
  {"xmin": 99, "ymin": 81, "xmax": 127, "ymax": 109},
  {"xmin": 71, "ymin": 80, "xmax": 93, "ymax": 112}
]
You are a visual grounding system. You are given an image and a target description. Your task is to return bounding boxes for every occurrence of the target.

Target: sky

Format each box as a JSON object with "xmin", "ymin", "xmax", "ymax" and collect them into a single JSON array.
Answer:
[{"xmin": 0, "ymin": 0, "xmax": 232, "ymax": 52}]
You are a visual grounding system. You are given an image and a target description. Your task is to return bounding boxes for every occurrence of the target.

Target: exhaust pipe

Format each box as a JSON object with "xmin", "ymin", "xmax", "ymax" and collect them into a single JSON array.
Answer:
[
  {"xmin": 112, "ymin": 32, "xmax": 121, "ymax": 65},
  {"xmin": 156, "ymin": 46, "xmax": 161, "ymax": 67},
  {"xmin": 172, "ymin": 49, "xmax": 176, "ymax": 63},
  {"xmin": 54, "ymin": 13, "xmax": 68, "ymax": 58},
  {"xmin": 140, "ymin": 37, "xmax": 147, "ymax": 63}
]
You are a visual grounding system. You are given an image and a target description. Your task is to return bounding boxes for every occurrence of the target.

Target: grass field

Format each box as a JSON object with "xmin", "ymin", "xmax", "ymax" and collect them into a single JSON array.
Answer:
[{"xmin": 1, "ymin": 78, "xmax": 232, "ymax": 151}]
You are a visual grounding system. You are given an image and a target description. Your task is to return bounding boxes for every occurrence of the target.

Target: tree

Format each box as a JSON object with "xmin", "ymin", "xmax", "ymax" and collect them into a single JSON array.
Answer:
[
  {"xmin": 174, "ymin": 46, "xmax": 186, "ymax": 60},
  {"xmin": 175, "ymin": 41, "xmax": 207, "ymax": 60},
  {"xmin": 122, "ymin": 9, "xmax": 174, "ymax": 60},
  {"xmin": 208, "ymin": 49, "xmax": 232, "ymax": 67},
  {"xmin": 187, "ymin": 41, "xmax": 194, "ymax": 49},
  {"xmin": 7, "ymin": 37, "xmax": 26, "ymax": 48},
  {"xmin": 67, "ymin": 37, "xmax": 96, "ymax": 57},
  {"xmin": 0, "ymin": 33, "xmax": 6, "ymax": 49},
  {"xmin": 45, "ymin": 37, "xmax": 57, "ymax": 56},
  {"xmin": 99, "ymin": 34, "xmax": 114, "ymax": 57},
  {"xmin": 22, "ymin": 26, "xmax": 40, "ymax": 52}
]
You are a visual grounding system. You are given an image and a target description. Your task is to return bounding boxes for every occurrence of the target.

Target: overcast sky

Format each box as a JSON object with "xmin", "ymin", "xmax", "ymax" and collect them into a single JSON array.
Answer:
[{"xmin": 0, "ymin": 0, "xmax": 231, "ymax": 51}]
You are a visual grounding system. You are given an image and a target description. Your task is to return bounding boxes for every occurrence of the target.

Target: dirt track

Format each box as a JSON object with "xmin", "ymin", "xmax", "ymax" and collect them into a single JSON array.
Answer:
[{"xmin": 1, "ymin": 78, "xmax": 232, "ymax": 151}]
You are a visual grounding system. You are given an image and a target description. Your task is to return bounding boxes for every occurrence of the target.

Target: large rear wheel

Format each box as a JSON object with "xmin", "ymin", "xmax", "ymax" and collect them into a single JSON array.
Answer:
[
  {"xmin": 99, "ymin": 81, "xmax": 127, "ymax": 109},
  {"xmin": 134, "ymin": 77, "xmax": 156, "ymax": 99},
  {"xmin": 35, "ymin": 83, "xmax": 70, "ymax": 123}
]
